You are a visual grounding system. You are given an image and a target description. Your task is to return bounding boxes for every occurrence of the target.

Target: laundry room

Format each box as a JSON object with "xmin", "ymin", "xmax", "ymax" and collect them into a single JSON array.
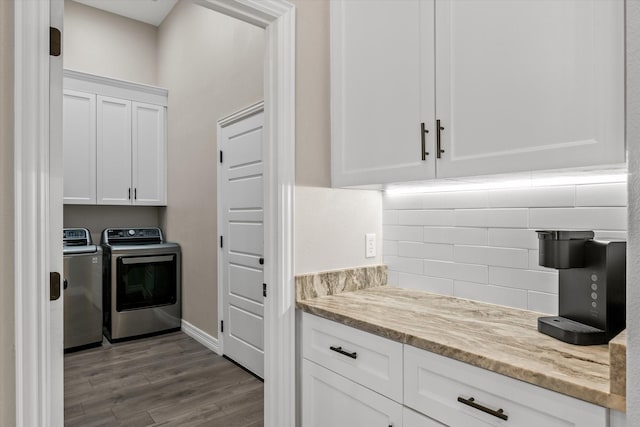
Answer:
[{"xmin": 61, "ymin": 0, "xmax": 265, "ymax": 424}]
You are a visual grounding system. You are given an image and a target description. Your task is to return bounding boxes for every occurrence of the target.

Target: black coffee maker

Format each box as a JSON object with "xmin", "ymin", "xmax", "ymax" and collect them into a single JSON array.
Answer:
[{"xmin": 536, "ymin": 230, "xmax": 626, "ymax": 345}]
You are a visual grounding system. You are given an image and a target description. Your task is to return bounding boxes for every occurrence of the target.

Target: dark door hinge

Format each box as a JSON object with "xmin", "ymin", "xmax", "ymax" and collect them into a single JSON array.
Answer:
[
  {"xmin": 50, "ymin": 272, "xmax": 61, "ymax": 301},
  {"xmin": 219, "ymin": 150, "xmax": 223, "ymax": 163},
  {"xmin": 50, "ymin": 27, "xmax": 61, "ymax": 57},
  {"xmin": 263, "ymin": 283, "xmax": 267, "ymax": 298},
  {"xmin": 220, "ymin": 320, "xmax": 224, "ymax": 333},
  {"xmin": 220, "ymin": 236, "xmax": 223, "ymax": 248}
]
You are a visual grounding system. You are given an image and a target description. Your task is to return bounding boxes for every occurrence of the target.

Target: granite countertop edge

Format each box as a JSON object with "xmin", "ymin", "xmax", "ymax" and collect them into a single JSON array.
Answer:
[{"xmin": 296, "ymin": 288, "xmax": 626, "ymax": 413}]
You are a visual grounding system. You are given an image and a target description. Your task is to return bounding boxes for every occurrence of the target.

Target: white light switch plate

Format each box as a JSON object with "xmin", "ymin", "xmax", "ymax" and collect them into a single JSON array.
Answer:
[{"xmin": 365, "ymin": 233, "xmax": 376, "ymax": 258}]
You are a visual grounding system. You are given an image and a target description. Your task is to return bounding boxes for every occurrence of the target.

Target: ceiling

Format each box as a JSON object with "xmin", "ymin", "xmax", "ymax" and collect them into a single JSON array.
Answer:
[{"xmin": 72, "ymin": 0, "xmax": 179, "ymax": 26}]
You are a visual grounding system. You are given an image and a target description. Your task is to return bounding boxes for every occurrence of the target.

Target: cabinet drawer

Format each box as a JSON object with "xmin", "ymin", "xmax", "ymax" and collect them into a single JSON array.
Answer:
[
  {"xmin": 302, "ymin": 312, "xmax": 403, "ymax": 402},
  {"xmin": 404, "ymin": 407, "xmax": 445, "ymax": 427},
  {"xmin": 302, "ymin": 359, "xmax": 403, "ymax": 427},
  {"xmin": 404, "ymin": 346, "xmax": 607, "ymax": 427}
]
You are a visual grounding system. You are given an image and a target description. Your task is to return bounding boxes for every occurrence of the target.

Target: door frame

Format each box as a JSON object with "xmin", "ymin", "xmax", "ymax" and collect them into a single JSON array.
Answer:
[
  {"xmin": 13, "ymin": 0, "xmax": 296, "ymax": 426},
  {"xmin": 216, "ymin": 100, "xmax": 265, "ymax": 360}
]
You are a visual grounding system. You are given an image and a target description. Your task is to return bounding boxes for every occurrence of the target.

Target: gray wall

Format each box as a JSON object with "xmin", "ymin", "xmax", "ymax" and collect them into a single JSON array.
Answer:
[
  {"xmin": 0, "ymin": 0, "xmax": 15, "ymax": 425},
  {"xmin": 64, "ymin": 0, "xmax": 158, "ymax": 84},
  {"xmin": 157, "ymin": 0, "xmax": 264, "ymax": 337}
]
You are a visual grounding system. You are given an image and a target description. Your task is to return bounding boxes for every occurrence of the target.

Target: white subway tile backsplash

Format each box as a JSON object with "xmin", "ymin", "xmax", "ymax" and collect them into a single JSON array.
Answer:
[
  {"xmin": 454, "ymin": 281, "xmax": 528, "ymax": 309},
  {"xmin": 529, "ymin": 207, "xmax": 626, "ymax": 230},
  {"xmin": 422, "ymin": 190, "xmax": 489, "ymax": 209},
  {"xmin": 488, "ymin": 228, "xmax": 538, "ymax": 249},
  {"xmin": 383, "ymin": 241, "xmax": 398, "ymax": 256},
  {"xmin": 455, "ymin": 209, "xmax": 528, "ymax": 228},
  {"xmin": 383, "ymin": 225, "xmax": 423, "ymax": 242},
  {"xmin": 383, "ymin": 256, "xmax": 423, "ymax": 275},
  {"xmin": 398, "ymin": 242, "xmax": 453, "ymax": 261},
  {"xmin": 423, "ymin": 227, "xmax": 455, "ymax": 244},
  {"xmin": 453, "ymin": 227, "xmax": 488, "ymax": 245},
  {"xmin": 399, "ymin": 210, "xmax": 454, "ymax": 226},
  {"xmin": 576, "ymin": 183, "xmax": 627, "ymax": 207},
  {"xmin": 399, "ymin": 272, "xmax": 454, "ymax": 295},
  {"xmin": 382, "ymin": 181, "xmax": 627, "ymax": 312},
  {"xmin": 383, "ymin": 194, "xmax": 424, "ymax": 210},
  {"xmin": 387, "ymin": 270, "xmax": 399, "ymax": 286},
  {"xmin": 528, "ymin": 250, "xmax": 557, "ymax": 272},
  {"xmin": 594, "ymin": 230, "xmax": 628, "ymax": 241},
  {"xmin": 488, "ymin": 186, "xmax": 575, "ymax": 208},
  {"xmin": 383, "ymin": 210, "xmax": 399, "ymax": 225},
  {"xmin": 488, "ymin": 266, "xmax": 558, "ymax": 294},
  {"xmin": 454, "ymin": 245, "xmax": 529, "ymax": 269},
  {"xmin": 527, "ymin": 291, "xmax": 558, "ymax": 315},
  {"xmin": 424, "ymin": 260, "xmax": 488, "ymax": 283}
]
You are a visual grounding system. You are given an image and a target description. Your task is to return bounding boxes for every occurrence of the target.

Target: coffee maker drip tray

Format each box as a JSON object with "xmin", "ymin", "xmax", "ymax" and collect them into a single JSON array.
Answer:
[{"xmin": 538, "ymin": 316, "xmax": 607, "ymax": 346}]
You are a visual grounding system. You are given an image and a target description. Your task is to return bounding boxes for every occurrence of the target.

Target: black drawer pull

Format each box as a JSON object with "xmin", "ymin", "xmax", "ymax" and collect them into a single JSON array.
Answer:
[
  {"xmin": 457, "ymin": 396, "xmax": 508, "ymax": 421},
  {"xmin": 329, "ymin": 345, "xmax": 357, "ymax": 359}
]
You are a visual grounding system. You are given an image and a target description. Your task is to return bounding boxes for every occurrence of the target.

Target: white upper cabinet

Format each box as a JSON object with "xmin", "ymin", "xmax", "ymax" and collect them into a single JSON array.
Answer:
[
  {"xmin": 97, "ymin": 95, "xmax": 132, "ymax": 205},
  {"xmin": 63, "ymin": 89, "xmax": 96, "ymax": 204},
  {"xmin": 132, "ymin": 102, "xmax": 166, "ymax": 206},
  {"xmin": 331, "ymin": 0, "xmax": 436, "ymax": 186},
  {"xmin": 63, "ymin": 70, "xmax": 168, "ymax": 206},
  {"xmin": 434, "ymin": 0, "xmax": 624, "ymax": 178},
  {"xmin": 331, "ymin": 0, "xmax": 624, "ymax": 186}
]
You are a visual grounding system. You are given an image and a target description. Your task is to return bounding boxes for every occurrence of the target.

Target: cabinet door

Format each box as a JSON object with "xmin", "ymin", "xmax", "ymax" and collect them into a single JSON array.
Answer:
[
  {"xmin": 331, "ymin": 0, "xmax": 435, "ymax": 187},
  {"xmin": 403, "ymin": 407, "xmax": 445, "ymax": 427},
  {"xmin": 97, "ymin": 96, "xmax": 132, "ymax": 205},
  {"xmin": 132, "ymin": 102, "xmax": 166, "ymax": 206},
  {"xmin": 434, "ymin": 0, "xmax": 624, "ymax": 178},
  {"xmin": 63, "ymin": 90, "xmax": 96, "ymax": 204},
  {"xmin": 302, "ymin": 359, "xmax": 403, "ymax": 427}
]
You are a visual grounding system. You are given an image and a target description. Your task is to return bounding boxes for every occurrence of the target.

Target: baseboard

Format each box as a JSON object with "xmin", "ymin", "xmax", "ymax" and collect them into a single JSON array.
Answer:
[{"xmin": 181, "ymin": 319, "xmax": 221, "ymax": 355}]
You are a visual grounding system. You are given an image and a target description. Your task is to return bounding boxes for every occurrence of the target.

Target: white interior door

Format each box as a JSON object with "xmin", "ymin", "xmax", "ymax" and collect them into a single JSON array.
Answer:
[
  {"xmin": 51, "ymin": 0, "xmax": 65, "ymax": 424},
  {"xmin": 220, "ymin": 107, "xmax": 265, "ymax": 378}
]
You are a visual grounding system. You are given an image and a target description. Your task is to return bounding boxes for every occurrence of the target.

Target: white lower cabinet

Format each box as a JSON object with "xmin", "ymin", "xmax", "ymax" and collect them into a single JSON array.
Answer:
[
  {"xmin": 403, "ymin": 407, "xmax": 445, "ymax": 427},
  {"xmin": 403, "ymin": 346, "xmax": 607, "ymax": 427},
  {"xmin": 302, "ymin": 359, "xmax": 403, "ymax": 427},
  {"xmin": 301, "ymin": 313, "xmax": 609, "ymax": 427}
]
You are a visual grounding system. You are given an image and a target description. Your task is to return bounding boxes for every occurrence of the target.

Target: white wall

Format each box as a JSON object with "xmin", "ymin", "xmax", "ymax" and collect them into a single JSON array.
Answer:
[
  {"xmin": 383, "ymin": 182, "xmax": 627, "ymax": 313},
  {"xmin": 64, "ymin": 0, "xmax": 158, "ymax": 85},
  {"xmin": 0, "ymin": 0, "xmax": 15, "ymax": 424},
  {"xmin": 158, "ymin": 0, "xmax": 264, "ymax": 337},
  {"xmin": 626, "ymin": 0, "xmax": 640, "ymax": 423},
  {"xmin": 295, "ymin": 187, "xmax": 383, "ymax": 274}
]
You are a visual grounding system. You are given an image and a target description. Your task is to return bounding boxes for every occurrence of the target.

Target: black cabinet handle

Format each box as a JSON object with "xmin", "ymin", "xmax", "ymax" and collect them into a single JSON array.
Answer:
[
  {"xmin": 259, "ymin": 257, "xmax": 264, "ymax": 265},
  {"xmin": 329, "ymin": 345, "xmax": 357, "ymax": 359},
  {"xmin": 128, "ymin": 188, "xmax": 131, "ymax": 200},
  {"xmin": 420, "ymin": 122, "xmax": 429, "ymax": 160},
  {"xmin": 436, "ymin": 119, "xmax": 445, "ymax": 158},
  {"xmin": 63, "ymin": 279, "xmax": 68, "ymax": 290},
  {"xmin": 457, "ymin": 396, "xmax": 508, "ymax": 421}
]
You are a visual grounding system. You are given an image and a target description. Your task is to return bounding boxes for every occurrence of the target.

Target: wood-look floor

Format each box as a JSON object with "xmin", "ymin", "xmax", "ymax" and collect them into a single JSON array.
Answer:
[{"xmin": 64, "ymin": 332, "xmax": 264, "ymax": 427}]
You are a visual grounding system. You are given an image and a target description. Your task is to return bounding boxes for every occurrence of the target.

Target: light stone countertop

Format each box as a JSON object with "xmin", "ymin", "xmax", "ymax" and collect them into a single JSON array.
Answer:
[{"xmin": 296, "ymin": 285, "xmax": 626, "ymax": 411}]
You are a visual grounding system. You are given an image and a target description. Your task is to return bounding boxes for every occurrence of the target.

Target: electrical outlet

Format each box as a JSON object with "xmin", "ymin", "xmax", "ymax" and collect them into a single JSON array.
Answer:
[{"xmin": 365, "ymin": 233, "xmax": 376, "ymax": 258}]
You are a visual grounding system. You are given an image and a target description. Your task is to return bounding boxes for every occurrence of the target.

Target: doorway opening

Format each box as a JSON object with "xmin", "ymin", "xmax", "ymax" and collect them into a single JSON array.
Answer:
[{"xmin": 13, "ymin": 0, "xmax": 295, "ymax": 425}]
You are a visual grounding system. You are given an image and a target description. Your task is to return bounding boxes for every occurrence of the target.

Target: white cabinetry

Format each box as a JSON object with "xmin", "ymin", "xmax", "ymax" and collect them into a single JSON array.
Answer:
[
  {"xmin": 301, "ymin": 312, "xmax": 609, "ymax": 427},
  {"xmin": 63, "ymin": 89, "xmax": 96, "ymax": 204},
  {"xmin": 97, "ymin": 96, "xmax": 132, "ymax": 205},
  {"xmin": 63, "ymin": 70, "xmax": 168, "ymax": 206},
  {"xmin": 302, "ymin": 359, "xmax": 403, "ymax": 427},
  {"xmin": 404, "ymin": 346, "xmax": 607, "ymax": 427},
  {"xmin": 331, "ymin": 0, "xmax": 624, "ymax": 187},
  {"xmin": 331, "ymin": 0, "xmax": 435, "ymax": 185}
]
